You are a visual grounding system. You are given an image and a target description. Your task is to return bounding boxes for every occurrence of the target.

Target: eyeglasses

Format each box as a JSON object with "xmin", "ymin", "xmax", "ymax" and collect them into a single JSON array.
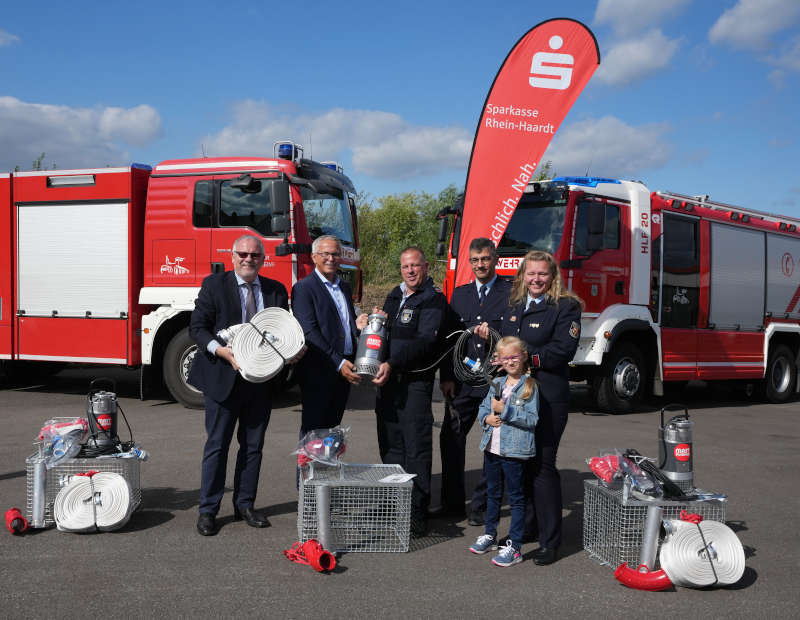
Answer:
[
  {"xmin": 496, "ymin": 354, "xmax": 522, "ymax": 363},
  {"xmin": 235, "ymin": 251, "xmax": 263, "ymax": 259},
  {"xmin": 469, "ymin": 256, "xmax": 494, "ymax": 264},
  {"xmin": 315, "ymin": 251, "xmax": 341, "ymax": 260}
]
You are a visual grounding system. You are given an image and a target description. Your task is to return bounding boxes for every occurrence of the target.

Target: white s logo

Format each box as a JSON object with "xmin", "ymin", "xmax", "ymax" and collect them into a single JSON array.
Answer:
[{"xmin": 529, "ymin": 35, "xmax": 573, "ymax": 90}]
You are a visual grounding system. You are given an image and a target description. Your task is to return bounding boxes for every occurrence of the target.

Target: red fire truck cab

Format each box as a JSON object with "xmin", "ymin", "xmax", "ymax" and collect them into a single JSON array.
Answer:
[
  {"xmin": 439, "ymin": 176, "xmax": 800, "ymax": 411},
  {"xmin": 0, "ymin": 141, "xmax": 361, "ymax": 408}
]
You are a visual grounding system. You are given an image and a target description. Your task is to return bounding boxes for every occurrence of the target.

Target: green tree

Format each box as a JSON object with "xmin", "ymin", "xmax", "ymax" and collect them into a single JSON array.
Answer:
[{"xmin": 357, "ymin": 185, "xmax": 460, "ymax": 286}]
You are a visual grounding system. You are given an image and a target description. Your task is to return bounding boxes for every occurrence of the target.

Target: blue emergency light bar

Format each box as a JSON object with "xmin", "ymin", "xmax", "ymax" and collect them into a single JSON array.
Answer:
[{"xmin": 554, "ymin": 176, "xmax": 621, "ymax": 188}]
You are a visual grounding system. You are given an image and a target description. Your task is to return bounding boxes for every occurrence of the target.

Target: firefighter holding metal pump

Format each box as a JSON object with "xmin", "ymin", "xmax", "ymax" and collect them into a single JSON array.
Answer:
[{"xmin": 358, "ymin": 247, "xmax": 448, "ymax": 537}]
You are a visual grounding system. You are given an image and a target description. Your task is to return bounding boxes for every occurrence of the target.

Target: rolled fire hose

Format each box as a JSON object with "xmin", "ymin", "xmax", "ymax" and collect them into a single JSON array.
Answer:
[
  {"xmin": 659, "ymin": 517, "xmax": 745, "ymax": 587},
  {"xmin": 53, "ymin": 472, "xmax": 133, "ymax": 532},
  {"xmin": 218, "ymin": 307, "xmax": 305, "ymax": 383}
]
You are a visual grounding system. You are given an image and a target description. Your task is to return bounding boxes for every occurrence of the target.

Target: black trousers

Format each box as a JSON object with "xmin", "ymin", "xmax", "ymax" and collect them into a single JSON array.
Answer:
[
  {"xmin": 439, "ymin": 389, "xmax": 487, "ymax": 514},
  {"xmin": 524, "ymin": 397, "xmax": 568, "ymax": 549},
  {"xmin": 299, "ymin": 364, "xmax": 351, "ymax": 434},
  {"xmin": 376, "ymin": 377, "xmax": 434, "ymax": 517},
  {"xmin": 199, "ymin": 378, "xmax": 271, "ymax": 515}
]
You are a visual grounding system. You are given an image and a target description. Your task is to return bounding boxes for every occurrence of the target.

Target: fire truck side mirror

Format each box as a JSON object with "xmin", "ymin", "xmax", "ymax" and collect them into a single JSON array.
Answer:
[
  {"xmin": 272, "ymin": 215, "xmax": 290, "ymax": 235},
  {"xmin": 436, "ymin": 242, "xmax": 446, "ymax": 258},
  {"xmin": 271, "ymin": 180, "xmax": 290, "ymax": 216},
  {"xmin": 437, "ymin": 217, "xmax": 449, "ymax": 243}
]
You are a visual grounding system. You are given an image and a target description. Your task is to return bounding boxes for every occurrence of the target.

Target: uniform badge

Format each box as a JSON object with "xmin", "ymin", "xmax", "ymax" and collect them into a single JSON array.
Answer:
[
  {"xmin": 400, "ymin": 308, "xmax": 414, "ymax": 324},
  {"xmin": 529, "ymin": 323, "xmax": 539, "ymax": 328},
  {"xmin": 569, "ymin": 321, "xmax": 580, "ymax": 339},
  {"xmin": 510, "ymin": 316, "xmax": 517, "ymax": 322}
]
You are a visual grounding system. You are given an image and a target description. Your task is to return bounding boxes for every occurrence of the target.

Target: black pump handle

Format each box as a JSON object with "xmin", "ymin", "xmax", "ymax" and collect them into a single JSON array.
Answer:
[
  {"xmin": 88, "ymin": 377, "xmax": 117, "ymax": 399},
  {"xmin": 660, "ymin": 403, "xmax": 689, "ymax": 427}
]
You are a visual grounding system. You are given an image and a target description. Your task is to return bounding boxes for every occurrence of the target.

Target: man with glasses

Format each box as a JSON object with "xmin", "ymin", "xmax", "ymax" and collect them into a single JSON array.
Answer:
[
  {"xmin": 291, "ymin": 235, "xmax": 362, "ymax": 435},
  {"xmin": 368, "ymin": 246, "xmax": 448, "ymax": 537},
  {"xmin": 437, "ymin": 237, "xmax": 512, "ymax": 526},
  {"xmin": 189, "ymin": 234, "xmax": 295, "ymax": 536}
]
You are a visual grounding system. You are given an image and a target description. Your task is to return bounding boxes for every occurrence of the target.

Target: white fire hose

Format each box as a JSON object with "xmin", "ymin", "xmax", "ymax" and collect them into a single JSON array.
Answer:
[
  {"xmin": 217, "ymin": 307, "xmax": 305, "ymax": 383},
  {"xmin": 659, "ymin": 518, "xmax": 745, "ymax": 587},
  {"xmin": 53, "ymin": 472, "xmax": 133, "ymax": 532}
]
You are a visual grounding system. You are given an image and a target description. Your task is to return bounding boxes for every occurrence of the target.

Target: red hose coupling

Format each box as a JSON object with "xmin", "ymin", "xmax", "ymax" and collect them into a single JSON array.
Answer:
[
  {"xmin": 5, "ymin": 507, "xmax": 28, "ymax": 534},
  {"xmin": 614, "ymin": 563, "xmax": 673, "ymax": 591}
]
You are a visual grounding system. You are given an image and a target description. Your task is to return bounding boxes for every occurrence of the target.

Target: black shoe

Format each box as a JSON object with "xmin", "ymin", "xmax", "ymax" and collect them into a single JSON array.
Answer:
[
  {"xmin": 410, "ymin": 516, "xmax": 428, "ymax": 538},
  {"xmin": 234, "ymin": 506, "xmax": 271, "ymax": 528},
  {"xmin": 468, "ymin": 511, "xmax": 485, "ymax": 527},
  {"xmin": 533, "ymin": 546, "xmax": 558, "ymax": 565},
  {"xmin": 197, "ymin": 513, "xmax": 217, "ymax": 536}
]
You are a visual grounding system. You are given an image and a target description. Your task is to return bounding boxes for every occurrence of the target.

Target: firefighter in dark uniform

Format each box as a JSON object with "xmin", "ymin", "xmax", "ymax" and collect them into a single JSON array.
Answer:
[
  {"xmin": 437, "ymin": 238, "xmax": 512, "ymax": 525},
  {"xmin": 477, "ymin": 249, "xmax": 581, "ymax": 565},
  {"xmin": 367, "ymin": 247, "xmax": 448, "ymax": 537}
]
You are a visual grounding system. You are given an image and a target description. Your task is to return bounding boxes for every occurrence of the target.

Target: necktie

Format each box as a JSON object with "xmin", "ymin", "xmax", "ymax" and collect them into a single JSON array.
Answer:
[
  {"xmin": 479, "ymin": 284, "xmax": 488, "ymax": 306},
  {"xmin": 245, "ymin": 282, "xmax": 257, "ymax": 322}
]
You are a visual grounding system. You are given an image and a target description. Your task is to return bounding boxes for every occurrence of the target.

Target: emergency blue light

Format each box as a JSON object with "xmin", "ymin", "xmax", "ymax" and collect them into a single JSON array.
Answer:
[
  {"xmin": 554, "ymin": 176, "xmax": 621, "ymax": 188},
  {"xmin": 278, "ymin": 144, "xmax": 294, "ymax": 160}
]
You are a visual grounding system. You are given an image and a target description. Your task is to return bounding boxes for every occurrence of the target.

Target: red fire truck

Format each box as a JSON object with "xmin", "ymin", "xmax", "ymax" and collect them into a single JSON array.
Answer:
[
  {"xmin": 438, "ymin": 176, "xmax": 800, "ymax": 411},
  {"xmin": 0, "ymin": 141, "xmax": 361, "ymax": 408}
]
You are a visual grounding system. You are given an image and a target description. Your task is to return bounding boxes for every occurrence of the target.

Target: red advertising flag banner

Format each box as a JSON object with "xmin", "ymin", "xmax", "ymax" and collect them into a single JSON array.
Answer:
[{"xmin": 455, "ymin": 18, "xmax": 600, "ymax": 286}]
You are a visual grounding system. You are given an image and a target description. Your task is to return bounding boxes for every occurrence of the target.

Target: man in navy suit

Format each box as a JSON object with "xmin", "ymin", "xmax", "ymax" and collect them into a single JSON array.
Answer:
[
  {"xmin": 291, "ymin": 235, "xmax": 362, "ymax": 434},
  {"xmin": 188, "ymin": 234, "xmax": 296, "ymax": 536},
  {"xmin": 438, "ymin": 238, "xmax": 512, "ymax": 524}
]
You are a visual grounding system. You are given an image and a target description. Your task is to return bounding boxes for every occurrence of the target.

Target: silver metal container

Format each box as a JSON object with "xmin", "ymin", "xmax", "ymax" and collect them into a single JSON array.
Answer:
[
  {"xmin": 658, "ymin": 405, "xmax": 693, "ymax": 488},
  {"xmin": 354, "ymin": 313, "xmax": 388, "ymax": 378}
]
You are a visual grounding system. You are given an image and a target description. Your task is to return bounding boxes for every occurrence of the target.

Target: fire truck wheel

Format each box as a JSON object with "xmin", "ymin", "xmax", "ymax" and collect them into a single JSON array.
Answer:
[
  {"xmin": 761, "ymin": 344, "xmax": 797, "ymax": 403},
  {"xmin": 163, "ymin": 328, "xmax": 205, "ymax": 409},
  {"xmin": 593, "ymin": 343, "xmax": 647, "ymax": 413}
]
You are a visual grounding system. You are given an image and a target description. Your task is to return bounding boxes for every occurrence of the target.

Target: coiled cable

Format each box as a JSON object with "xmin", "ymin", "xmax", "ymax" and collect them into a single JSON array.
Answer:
[
  {"xmin": 659, "ymin": 515, "xmax": 745, "ymax": 587},
  {"xmin": 220, "ymin": 307, "xmax": 305, "ymax": 383},
  {"xmin": 54, "ymin": 472, "xmax": 133, "ymax": 532},
  {"xmin": 410, "ymin": 326, "xmax": 501, "ymax": 387}
]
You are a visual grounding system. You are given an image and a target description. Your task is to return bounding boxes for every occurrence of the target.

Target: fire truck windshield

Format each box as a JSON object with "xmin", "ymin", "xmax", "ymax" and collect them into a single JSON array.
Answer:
[
  {"xmin": 300, "ymin": 186, "xmax": 356, "ymax": 247},
  {"xmin": 495, "ymin": 195, "xmax": 567, "ymax": 256}
]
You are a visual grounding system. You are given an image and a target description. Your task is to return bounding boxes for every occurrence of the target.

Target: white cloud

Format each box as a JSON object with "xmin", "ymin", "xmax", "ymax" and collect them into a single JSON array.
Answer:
[
  {"xmin": 201, "ymin": 101, "xmax": 473, "ymax": 179},
  {"xmin": 0, "ymin": 97, "xmax": 162, "ymax": 171},
  {"xmin": 709, "ymin": 0, "xmax": 800, "ymax": 51},
  {"xmin": 594, "ymin": 0, "xmax": 689, "ymax": 37},
  {"xmin": 542, "ymin": 116, "xmax": 672, "ymax": 177},
  {"xmin": 594, "ymin": 29, "xmax": 680, "ymax": 86},
  {"xmin": 0, "ymin": 28, "xmax": 20, "ymax": 47}
]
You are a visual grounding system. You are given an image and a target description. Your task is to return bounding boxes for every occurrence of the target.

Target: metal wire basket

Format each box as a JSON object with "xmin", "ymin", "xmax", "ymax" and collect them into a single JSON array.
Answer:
[
  {"xmin": 26, "ymin": 449, "xmax": 142, "ymax": 528},
  {"xmin": 582, "ymin": 479, "xmax": 727, "ymax": 569},
  {"xmin": 298, "ymin": 463, "xmax": 412, "ymax": 553}
]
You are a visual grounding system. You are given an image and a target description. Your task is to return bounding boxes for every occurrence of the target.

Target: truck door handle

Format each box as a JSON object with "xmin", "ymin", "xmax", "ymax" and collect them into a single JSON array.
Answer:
[
  {"xmin": 615, "ymin": 280, "xmax": 624, "ymax": 295},
  {"xmin": 211, "ymin": 262, "xmax": 224, "ymax": 274}
]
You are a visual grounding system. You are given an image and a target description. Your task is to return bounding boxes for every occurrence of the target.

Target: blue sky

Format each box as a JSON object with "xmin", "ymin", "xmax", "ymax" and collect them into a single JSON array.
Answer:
[{"xmin": 2, "ymin": 0, "xmax": 799, "ymax": 219}]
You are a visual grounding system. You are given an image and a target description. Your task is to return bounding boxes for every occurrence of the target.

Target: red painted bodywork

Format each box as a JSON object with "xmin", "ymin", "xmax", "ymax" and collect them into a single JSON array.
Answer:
[{"xmin": 4, "ymin": 157, "xmax": 360, "ymax": 368}]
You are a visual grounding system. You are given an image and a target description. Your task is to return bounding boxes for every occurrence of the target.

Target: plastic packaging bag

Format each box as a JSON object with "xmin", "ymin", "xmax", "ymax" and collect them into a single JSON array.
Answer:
[
  {"xmin": 586, "ymin": 451, "xmax": 623, "ymax": 487},
  {"xmin": 294, "ymin": 427, "xmax": 349, "ymax": 466},
  {"xmin": 38, "ymin": 418, "xmax": 89, "ymax": 469}
]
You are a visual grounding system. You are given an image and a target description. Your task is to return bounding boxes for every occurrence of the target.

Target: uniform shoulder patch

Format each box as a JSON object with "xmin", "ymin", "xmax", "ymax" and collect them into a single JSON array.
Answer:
[
  {"xmin": 400, "ymin": 308, "xmax": 414, "ymax": 324},
  {"xmin": 569, "ymin": 321, "xmax": 580, "ymax": 339}
]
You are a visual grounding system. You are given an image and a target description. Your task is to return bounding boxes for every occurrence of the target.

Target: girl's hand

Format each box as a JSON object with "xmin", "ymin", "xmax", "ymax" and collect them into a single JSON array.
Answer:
[
  {"xmin": 491, "ymin": 397, "xmax": 504, "ymax": 414},
  {"xmin": 485, "ymin": 413, "xmax": 502, "ymax": 427}
]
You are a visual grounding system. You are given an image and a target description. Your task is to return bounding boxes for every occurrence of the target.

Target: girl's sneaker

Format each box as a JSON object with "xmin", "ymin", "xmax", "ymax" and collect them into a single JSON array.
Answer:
[
  {"xmin": 469, "ymin": 534, "xmax": 498, "ymax": 554},
  {"xmin": 491, "ymin": 540, "xmax": 522, "ymax": 567}
]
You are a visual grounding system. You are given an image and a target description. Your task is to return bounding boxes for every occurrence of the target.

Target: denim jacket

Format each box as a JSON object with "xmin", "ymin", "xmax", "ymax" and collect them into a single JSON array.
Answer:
[{"xmin": 478, "ymin": 375, "xmax": 539, "ymax": 459}]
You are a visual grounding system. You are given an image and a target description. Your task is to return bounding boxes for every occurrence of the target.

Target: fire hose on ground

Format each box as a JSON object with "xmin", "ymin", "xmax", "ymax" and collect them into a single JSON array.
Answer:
[
  {"xmin": 53, "ymin": 471, "xmax": 133, "ymax": 532},
  {"xmin": 217, "ymin": 307, "xmax": 305, "ymax": 383}
]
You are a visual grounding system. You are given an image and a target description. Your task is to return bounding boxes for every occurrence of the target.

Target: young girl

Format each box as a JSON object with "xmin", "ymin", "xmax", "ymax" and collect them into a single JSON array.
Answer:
[{"xmin": 469, "ymin": 336, "xmax": 539, "ymax": 567}]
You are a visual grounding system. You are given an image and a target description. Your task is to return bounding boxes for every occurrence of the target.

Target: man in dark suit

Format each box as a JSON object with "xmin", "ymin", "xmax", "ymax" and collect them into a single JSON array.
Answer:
[
  {"xmin": 291, "ymin": 235, "xmax": 361, "ymax": 434},
  {"xmin": 189, "ymin": 234, "xmax": 294, "ymax": 536},
  {"xmin": 437, "ymin": 238, "xmax": 512, "ymax": 524}
]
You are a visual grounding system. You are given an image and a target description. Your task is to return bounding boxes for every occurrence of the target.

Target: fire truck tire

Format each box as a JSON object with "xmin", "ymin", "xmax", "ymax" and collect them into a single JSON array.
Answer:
[
  {"xmin": 163, "ymin": 328, "xmax": 205, "ymax": 409},
  {"xmin": 593, "ymin": 343, "xmax": 647, "ymax": 413},
  {"xmin": 761, "ymin": 345, "xmax": 797, "ymax": 403}
]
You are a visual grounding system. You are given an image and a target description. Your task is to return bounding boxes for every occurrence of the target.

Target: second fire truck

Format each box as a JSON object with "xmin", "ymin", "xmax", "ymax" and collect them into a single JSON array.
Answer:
[{"xmin": 438, "ymin": 176, "xmax": 800, "ymax": 411}]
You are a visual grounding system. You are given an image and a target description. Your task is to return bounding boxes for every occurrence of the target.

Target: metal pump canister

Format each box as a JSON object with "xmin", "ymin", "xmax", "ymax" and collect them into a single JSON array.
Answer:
[
  {"xmin": 354, "ymin": 313, "xmax": 388, "ymax": 378},
  {"xmin": 86, "ymin": 379, "xmax": 119, "ymax": 448},
  {"xmin": 658, "ymin": 404, "xmax": 693, "ymax": 490}
]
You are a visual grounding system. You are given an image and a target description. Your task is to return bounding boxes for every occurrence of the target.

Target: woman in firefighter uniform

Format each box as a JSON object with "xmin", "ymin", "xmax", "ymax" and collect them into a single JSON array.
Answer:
[{"xmin": 481, "ymin": 249, "xmax": 582, "ymax": 565}]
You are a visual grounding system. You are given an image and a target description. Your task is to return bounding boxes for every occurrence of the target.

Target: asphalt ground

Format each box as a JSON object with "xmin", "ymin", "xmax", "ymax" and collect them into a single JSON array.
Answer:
[{"xmin": 0, "ymin": 368, "xmax": 797, "ymax": 619}]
